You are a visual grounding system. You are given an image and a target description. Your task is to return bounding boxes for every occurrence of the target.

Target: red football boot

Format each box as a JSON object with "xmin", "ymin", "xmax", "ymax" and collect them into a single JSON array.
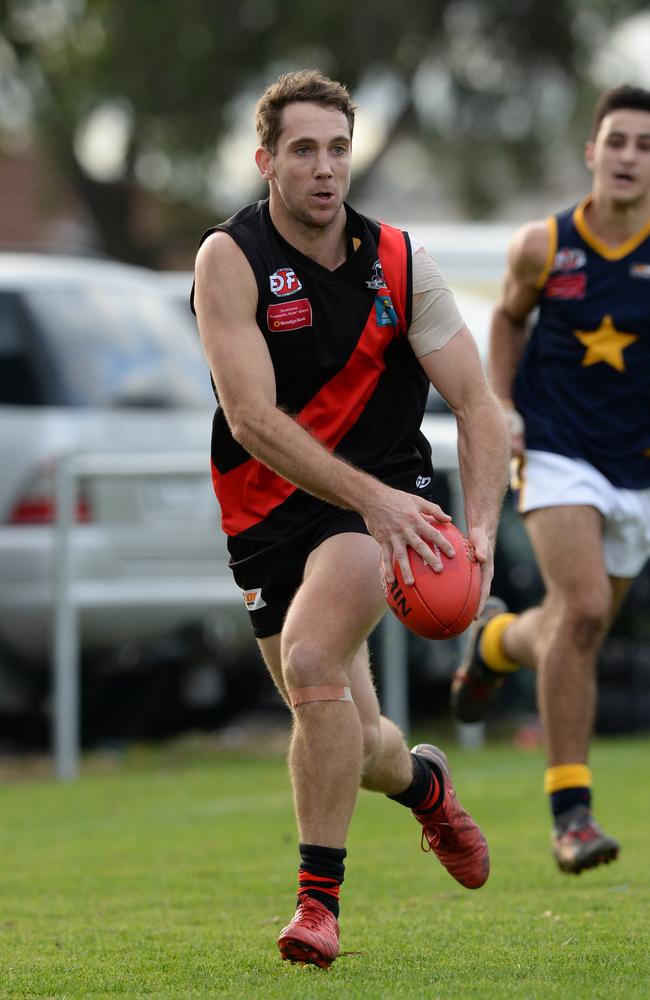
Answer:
[
  {"xmin": 277, "ymin": 896, "xmax": 340, "ymax": 969},
  {"xmin": 411, "ymin": 743, "xmax": 490, "ymax": 889},
  {"xmin": 552, "ymin": 805, "xmax": 620, "ymax": 874}
]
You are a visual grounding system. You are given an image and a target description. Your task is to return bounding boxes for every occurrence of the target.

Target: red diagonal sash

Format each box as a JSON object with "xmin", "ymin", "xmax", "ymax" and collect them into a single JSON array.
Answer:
[{"xmin": 214, "ymin": 224, "xmax": 408, "ymax": 535}]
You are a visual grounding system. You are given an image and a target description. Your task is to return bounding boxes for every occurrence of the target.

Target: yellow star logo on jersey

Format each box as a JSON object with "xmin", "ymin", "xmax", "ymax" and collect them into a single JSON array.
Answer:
[{"xmin": 574, "ymin": 315, "xmax": 639, "ymax": 372}]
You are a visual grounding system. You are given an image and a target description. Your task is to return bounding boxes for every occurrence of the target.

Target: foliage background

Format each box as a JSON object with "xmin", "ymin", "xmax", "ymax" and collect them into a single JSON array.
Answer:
[{"xmin": 1, "ymin": 0, "xmax": 650, "ymax": 264}]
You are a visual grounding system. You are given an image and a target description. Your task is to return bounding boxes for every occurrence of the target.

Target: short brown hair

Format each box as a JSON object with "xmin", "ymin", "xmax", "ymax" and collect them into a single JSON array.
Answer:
[
  {"xmin": 591, "ymin": 84, "xmax": 650, "ymax": 138},
  {"xmin": 255, "ymin": 70, "xmax": 356, "ymax": 153}
]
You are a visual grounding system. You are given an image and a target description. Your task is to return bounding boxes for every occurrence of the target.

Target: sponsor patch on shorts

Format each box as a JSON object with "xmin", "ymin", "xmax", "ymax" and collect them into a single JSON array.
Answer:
[
  {"xmin": 243, "ymin": 588, "xmax": 267, "ymax": 611},
  {"xmin": 267, "ymin": 298, "xmax": 312, "ymax": 332}
]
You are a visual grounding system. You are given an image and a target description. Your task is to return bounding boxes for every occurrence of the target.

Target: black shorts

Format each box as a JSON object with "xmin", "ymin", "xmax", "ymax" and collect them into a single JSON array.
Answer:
[{"xmin": 229, "ymin": 507, "xmax": 369, "ymax": 638}]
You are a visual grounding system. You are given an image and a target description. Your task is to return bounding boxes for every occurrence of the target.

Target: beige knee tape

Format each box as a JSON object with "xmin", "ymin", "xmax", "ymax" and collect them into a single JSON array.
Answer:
[{"xmin": 289, "ymin": 685, "xmax": 353, "ymax": 708}]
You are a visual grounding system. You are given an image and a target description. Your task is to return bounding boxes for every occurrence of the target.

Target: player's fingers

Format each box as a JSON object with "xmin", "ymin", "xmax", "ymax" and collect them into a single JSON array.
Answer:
[
  {"xmin": 468, "ymin": 530, "xmax": 488, "ymax": 564},
  {"xmin": 380, "ymin": 542, "xmax": 395, "ymax": 584},
  {"xmin": 475, "ymin": 562, "xmax": 494, "ymax": 618},
  {"xmin": 421, "ymin": 521, "xmax": 455, "ymax": 558},
  {"xmin": 409, "ymin": 535, "xmax": 443, "ymax": 573},
  {"xmin": 511, "ymin": 433, "xmax": 525, "ymax": 458},
  {"xmin": 393, "ymin": 546, "xmax": 414, "ymax": 586},
  {"xmin": 421, "ymin": 501, "xmax": 451, "ymax": 522}
]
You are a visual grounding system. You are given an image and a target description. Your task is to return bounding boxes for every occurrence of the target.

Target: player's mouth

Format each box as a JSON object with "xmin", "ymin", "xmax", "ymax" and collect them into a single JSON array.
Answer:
[
  {"xmin": 612, "ymin": 170, "xmax": 635, "ymax": 184},
  {"xmin": 311, "ymin": 190, "xmax": 336, "ymax": 202}
]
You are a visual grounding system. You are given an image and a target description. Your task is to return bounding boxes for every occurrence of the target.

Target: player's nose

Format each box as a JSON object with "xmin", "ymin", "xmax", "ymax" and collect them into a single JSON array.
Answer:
[{"xmin": 314, "ymin": 151, "xmax": 334, "ymax": 176}]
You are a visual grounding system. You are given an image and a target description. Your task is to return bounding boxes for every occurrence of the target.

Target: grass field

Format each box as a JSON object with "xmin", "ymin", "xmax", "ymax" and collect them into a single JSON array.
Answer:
[{"xmin": 0, "ymin": 731, "xmax": 648, "ymax": 999}]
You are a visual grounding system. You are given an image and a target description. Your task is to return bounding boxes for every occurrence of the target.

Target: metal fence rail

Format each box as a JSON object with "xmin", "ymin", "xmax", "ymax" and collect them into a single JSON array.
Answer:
[{"xmin": 53, "ymin": 452, "xmax": 241, "ymax": 781}]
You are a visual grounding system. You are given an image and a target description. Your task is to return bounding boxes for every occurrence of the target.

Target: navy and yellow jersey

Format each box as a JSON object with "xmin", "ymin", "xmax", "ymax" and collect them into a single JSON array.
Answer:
[
  {"xmin": 194, "ymin": 200, "xmax": 432, "ymax": 547},
  {"xmin": 514, "ymin": 197, "xmax": 650, "ymax": 489}
]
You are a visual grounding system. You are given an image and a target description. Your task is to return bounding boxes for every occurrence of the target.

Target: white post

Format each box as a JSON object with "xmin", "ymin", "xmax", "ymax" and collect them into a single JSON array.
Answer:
[
  {"xmin": 377, "ymin": 611, "xmax": 410, "ymax": 737},
  {"xmin": 53, "ymin": 455, "xmax": 81, "ymax": 781}
]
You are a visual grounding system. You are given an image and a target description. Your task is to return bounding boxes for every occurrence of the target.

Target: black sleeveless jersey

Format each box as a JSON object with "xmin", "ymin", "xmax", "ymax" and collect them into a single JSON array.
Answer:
[{"xmin": 195, "ymin": 199, "xmax": 433, "ymax": 546}]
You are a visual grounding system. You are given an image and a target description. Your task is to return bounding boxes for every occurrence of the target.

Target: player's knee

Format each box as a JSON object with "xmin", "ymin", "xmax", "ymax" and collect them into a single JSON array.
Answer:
[
  {"xmin": 281, "ymin": 637, "xmax": 344, "ymax": 691},
  {"xmin": 561, "ymin": 591, "xmax": 610, "ymax": 651}
]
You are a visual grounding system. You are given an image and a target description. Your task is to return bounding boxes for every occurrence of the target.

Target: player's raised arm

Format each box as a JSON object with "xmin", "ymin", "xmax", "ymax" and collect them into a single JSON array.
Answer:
[
  {"xmin": 489, "ymin": 220, "xmax": 550, "ymax": 454},
  {"xmin": 417, "ymin": 324, "xmax": 509, "ymax": 613}
]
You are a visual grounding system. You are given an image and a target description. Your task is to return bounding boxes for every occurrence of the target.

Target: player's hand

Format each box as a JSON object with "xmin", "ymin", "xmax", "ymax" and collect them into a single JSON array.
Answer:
[
  {"xmin": 466, "ymin": 525, "xmax": 494, "ymax": 616},
  {"xmin": 363, "ymin": 486, "xmax": 454, "ymax": 587},
  {"xmin": 504, "ymin": 407, "xmax": 525, "ymax": 457}
]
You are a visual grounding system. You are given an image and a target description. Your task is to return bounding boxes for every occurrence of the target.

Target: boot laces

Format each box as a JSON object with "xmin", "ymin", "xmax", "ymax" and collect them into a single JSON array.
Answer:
[
  {"xmin": 295, "ymin": 897, "xmax": 328, "ymax": 930},
  {"xmin": 420, "ymin": 821, "xmax": 452, "ymax": 852}
]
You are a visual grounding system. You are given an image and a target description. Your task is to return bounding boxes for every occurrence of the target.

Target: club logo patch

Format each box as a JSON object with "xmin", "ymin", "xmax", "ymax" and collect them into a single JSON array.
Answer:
[
  {"xmin": 366, "ymin": 259, "xmax": 388, "ymax": 290},
  {"xmin": 546, "ymin": 273, "xmax": 587, "ymax": 300},
  {"xmin": 243, "ymin": 588, "xmax": 267, "ymax": 611},
  {"xmin": 553, "ymin": 247, "xmax": 587, "ymax": 272},
  {"xmin": 267, "ymin": 298, "xmax": 313, "ymax": 332},
  {"xmin": 630, "ymin": 263, "xmax": 650, "ymax": 279},
  {"xmin": 375, "ymin": 294, "xmax": 398, "ymax": 327},
  {"xmin": 269, "ymin": 268, "xmax": 302, "ymax": 296}
]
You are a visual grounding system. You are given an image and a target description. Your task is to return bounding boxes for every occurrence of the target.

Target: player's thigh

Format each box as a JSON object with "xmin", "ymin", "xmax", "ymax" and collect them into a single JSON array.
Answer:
[
  {"xmin": 256, "ymin": 632, "xmax": 290, "ymax": 706},
  {"xmin": 524, "ymin": 505, "xmax": 611, "ymax": 615},
  {"xmin": 348, "ymin": 640, "xmax": 381, "ymax": 730},
  {"xmin": 282, "ymin": 531, "xmax": 386, "ymax": 665}
]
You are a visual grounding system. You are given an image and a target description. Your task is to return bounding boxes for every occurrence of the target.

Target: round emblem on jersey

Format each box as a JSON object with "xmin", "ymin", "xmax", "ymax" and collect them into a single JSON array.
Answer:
[
  {"xmin": 269, "ymin": 267, "xmax": 302, "ymax": 296},
  {"xmin": 553, "ymin": 247, "xmax": 587, "ymax": 272}
]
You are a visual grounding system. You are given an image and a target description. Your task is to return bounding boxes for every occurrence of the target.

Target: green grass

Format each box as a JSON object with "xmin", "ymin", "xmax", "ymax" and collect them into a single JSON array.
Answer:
[{"xmin": 0, "ymin": 733, "xmax": 648, "ymax": 998}]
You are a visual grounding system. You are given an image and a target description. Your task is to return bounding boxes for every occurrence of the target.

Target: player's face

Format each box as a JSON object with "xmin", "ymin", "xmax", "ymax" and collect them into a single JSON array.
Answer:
[
  {"xmin": 586, "ymin": 108, "xmax": 650, "ymax": 206},
  {"xmin": 256, "ymin": 102, "xmax": 352, "ymax": 229}
]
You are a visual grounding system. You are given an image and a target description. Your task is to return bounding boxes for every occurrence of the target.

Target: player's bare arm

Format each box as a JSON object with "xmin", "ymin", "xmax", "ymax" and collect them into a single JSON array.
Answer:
[
  {"xmin": 489, "ymin": 220, "xmax": 550, "ymax": 454},
  {"xmin": 194, "ymin": 231, "xmax": 454, "ymax": 586},
  {"xmin": 419, "ymin": 326, "xmax": 510, "ymax": 612}
]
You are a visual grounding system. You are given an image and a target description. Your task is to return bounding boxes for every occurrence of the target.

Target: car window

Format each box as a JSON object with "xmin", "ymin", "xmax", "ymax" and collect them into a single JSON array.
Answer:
[
  {"xmin": 0, "ymin": 294, "xmax": 44, "ymax": 405},
  {"xmin": 23, "ymin": 284, "xmax": 214, "ymax": 408}
]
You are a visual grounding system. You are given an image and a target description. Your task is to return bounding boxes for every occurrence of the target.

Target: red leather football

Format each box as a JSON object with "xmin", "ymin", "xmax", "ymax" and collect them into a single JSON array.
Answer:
[{"xmin": 382, "ymin": 521, "xmax": 481, "ymax": 639}]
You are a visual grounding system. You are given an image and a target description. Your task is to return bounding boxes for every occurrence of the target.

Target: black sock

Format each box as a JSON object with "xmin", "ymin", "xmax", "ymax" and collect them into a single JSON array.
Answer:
[
  {"xmin": 388, "ymin": 752, "xmax": 444, "ymax": 813},
  {"xmin": 551, "ymin": 787, "xmax": 591, "ymax": 824},
  {"xmin": 298, "ymin": 843, "xmax": 346, "ymax": 918}
]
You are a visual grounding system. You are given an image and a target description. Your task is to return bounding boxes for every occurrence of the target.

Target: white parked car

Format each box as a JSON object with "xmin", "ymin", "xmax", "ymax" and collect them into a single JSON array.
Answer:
[{"xmin": 0, "ymin": 253, "xmax": 253, "ymax": 729}]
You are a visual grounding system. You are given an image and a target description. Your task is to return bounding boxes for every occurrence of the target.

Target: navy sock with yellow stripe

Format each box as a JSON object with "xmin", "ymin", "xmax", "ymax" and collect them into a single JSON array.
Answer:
[{"xmin": 545, "ymin": 764, "xmax": 592, "ymax": 823}]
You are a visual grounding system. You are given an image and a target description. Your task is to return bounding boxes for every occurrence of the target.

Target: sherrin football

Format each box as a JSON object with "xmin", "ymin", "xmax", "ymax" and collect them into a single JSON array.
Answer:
[{"xmin": 382, "ymin": 521, "xmax": 480, "ymax": 639}]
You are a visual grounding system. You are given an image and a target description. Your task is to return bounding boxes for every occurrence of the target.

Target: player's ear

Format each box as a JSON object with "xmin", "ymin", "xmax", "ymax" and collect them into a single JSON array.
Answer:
[
  {"xmin": 255, "ymin": 146, "xmax": 275, "ymax": 181},
  {"xmin": 584, "ymin": 140, "xmax": 595, "ymax": 172}
]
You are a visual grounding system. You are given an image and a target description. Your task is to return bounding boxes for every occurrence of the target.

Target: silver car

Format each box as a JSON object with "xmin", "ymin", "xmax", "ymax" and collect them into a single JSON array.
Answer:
[{"xmin": 0, "ymin": 253, "xmax": 253, "ymax": 725}]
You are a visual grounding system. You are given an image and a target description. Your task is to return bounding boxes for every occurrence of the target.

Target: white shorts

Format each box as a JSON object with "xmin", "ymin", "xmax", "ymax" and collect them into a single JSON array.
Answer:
[{"xmin": 512, "ymin": 450, "xmax": 650, "ymax": 578}]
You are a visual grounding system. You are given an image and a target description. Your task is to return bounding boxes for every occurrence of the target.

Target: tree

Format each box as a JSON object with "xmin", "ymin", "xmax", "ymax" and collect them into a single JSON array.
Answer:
[{"xmin": 1, "ymin": 0, "xmax": 648, "ymax": 265}]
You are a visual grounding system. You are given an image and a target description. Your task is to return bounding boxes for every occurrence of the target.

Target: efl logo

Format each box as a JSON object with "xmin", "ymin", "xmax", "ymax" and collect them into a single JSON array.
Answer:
[{"xmin": 269, "ymin": 268, "xmax": 302, "ymax": 297}]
